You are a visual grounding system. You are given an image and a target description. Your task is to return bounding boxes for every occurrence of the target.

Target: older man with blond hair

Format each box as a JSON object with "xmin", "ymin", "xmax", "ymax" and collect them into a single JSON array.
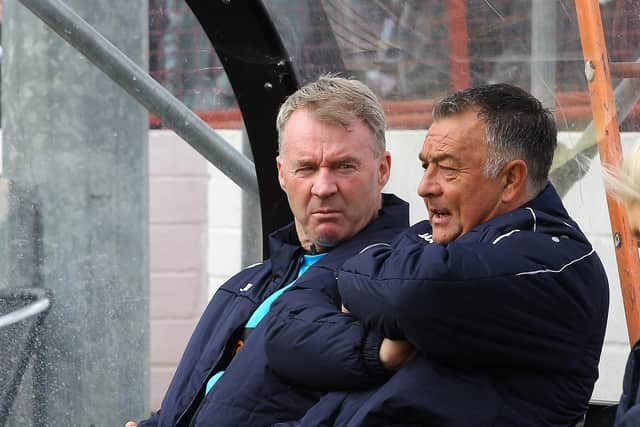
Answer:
[{"xmin": 126, "ymin": 75, "xmax": 410, "ymax": 427}]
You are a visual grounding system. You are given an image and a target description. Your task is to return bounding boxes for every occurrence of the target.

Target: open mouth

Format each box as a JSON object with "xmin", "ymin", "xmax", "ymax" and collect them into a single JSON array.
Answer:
[{"xmin": 429, "ymin": 208, "xmax": 451, "ymax": 224}]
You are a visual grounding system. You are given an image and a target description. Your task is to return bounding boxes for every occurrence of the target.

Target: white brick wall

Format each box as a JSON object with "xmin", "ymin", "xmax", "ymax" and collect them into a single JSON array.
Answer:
[
  {"xmin": 206, "ymin": 130, "xmax": 244, "ymax": 298},
  {"xmin": 149, "ymin": 130, "xmax": 210, "ymax": 410}
]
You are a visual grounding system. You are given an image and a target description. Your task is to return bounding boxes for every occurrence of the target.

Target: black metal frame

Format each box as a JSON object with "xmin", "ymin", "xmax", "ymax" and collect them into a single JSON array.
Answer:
[
  {"xmin": 186, "ymin": 0, "xmax": 344, "ymax": 256},
  {"xmin": 186, "ymin": 0, "xmax": 297, "ymax": 257}
]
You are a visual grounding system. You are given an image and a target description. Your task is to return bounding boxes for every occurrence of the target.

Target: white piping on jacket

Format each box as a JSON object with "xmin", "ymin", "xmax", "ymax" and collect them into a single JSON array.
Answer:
[
  {"xmin": 358, "ymin": 242, "xmax": 391, "ymax": 254},
  {"xmin": 526, "ymin": 207, "xmax": 537, "ymax": 232},
  {"xmin": 515, "ymin": 248, "xmax": 595, "ymax": 276},
  {"xmin": 492, "ymin": 229, "xmax": 521, "ymax": 244}
]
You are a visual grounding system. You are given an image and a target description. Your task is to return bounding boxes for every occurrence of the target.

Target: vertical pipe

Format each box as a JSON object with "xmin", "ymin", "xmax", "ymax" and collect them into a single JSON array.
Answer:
[
  {"xmin": 531, "ymin": 0, "xmax": 557, "ymax": 108},
  {"xmin": 446, "ymin": 0, "xmax": 471, "ymax": 90},
  {"xmin": 241, "ymin": 125, "xmax": 263, "ymax": 266},
  {"xmin": 575, "ymin": 0, "xmax": 640, "ymax": 345}
]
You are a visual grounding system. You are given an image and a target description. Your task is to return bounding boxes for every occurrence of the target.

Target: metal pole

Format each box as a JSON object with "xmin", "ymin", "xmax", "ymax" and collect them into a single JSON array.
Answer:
[
  {"xmin": 446, "ymin": 0, "xmax": 470, "ymax": 91},
  {"xmin": 531, "ymin": 0, "xmax": 557, "ymax": 108},
  {"xmin": 3, "ymin": 0, "xmax": 150, "ymax": 422},
  {"xmin": 241, "ymin": 125, "xmax": 262, "ymax": 267},
  {"xmin": 575, "ymin": 0, "xmax": 640, "ymax": 345},
  {"xmin": 17, "ymin": 0, "xmax": 259, "ymax": 195}
]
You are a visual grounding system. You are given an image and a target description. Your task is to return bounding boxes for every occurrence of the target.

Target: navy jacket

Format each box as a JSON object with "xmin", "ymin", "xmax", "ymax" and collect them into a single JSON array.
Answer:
[
  {"xmin": 280, "ymin": 184, "xmax": 608, "ymax": 426},
  {"xmin": 138, "ymin": 194, "xmax": 409, "ymax": 427},
  {"xmin": 615, "ymin": 339, "xmax": 640, "ymax": 426}
]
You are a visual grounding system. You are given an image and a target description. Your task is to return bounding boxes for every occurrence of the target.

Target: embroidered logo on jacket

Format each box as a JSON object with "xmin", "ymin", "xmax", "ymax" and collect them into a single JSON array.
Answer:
[
  {"xmin": 240, "ymin": 283, "xmax": 253, "ymax": 292},
  {"xmin": 418, "ymin": 232, "xmax": 433, "ymax": 243}
]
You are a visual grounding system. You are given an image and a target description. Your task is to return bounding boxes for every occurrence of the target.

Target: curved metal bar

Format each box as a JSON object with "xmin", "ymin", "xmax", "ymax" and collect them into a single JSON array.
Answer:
[
  {"xmin": 16, "ymin": 0, "xmax": 259, "ymax": 195},
  {"xmin": 0, "ymin": 298, "xmax": 51, "ymax": 329}
]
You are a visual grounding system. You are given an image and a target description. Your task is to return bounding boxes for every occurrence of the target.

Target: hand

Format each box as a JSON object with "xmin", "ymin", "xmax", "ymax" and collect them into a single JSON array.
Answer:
[
  {"xmin": 125, "ymin": 422, "xmax": 137, "ymax": 427},
  {"xmin": 379, "ymin": 338, "xmax": 415, "ymax": 371}
]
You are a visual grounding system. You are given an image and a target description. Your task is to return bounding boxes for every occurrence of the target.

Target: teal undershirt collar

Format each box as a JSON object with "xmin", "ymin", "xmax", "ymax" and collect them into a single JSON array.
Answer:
[{"xmin": 205, "ymin": 252, "xmax": 327, "ymax": 394}]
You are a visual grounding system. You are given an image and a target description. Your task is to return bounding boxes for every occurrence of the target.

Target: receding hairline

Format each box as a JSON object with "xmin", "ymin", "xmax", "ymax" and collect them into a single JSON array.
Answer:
[
  {"xmin": 279, "ymin": 108, "xmax": 381, "ymax": 158},
  {"xmin": 276, "ymin": 74, "xmax": 387, "ymax": 157}
]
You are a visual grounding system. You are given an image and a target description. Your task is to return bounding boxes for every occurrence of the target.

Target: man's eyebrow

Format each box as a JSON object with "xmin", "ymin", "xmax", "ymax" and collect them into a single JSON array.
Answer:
[
  {"xmin": 328, "ymin": 155, "xmax": 361, "ymax": 165},
  {"xmin": 418, "ymin": 152, "xmax": 454, "ymax": 163},
  {"xmin": 291, "ymin": 158, "xmax": 316, "ymax": 167}
]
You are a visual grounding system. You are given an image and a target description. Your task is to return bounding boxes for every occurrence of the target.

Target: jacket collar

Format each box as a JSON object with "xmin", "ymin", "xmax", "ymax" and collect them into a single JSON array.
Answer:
[
  {"xmin": 456, "ymin": 183, "xmax": 585, "ymax": 244},
  {"xmin": 267, "ymin": 193, "xmax": 409, "ymax": 277}
]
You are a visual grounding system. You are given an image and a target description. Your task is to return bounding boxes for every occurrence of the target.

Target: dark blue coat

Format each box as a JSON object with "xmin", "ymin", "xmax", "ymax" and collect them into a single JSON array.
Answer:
[
  {"xmin": 615, "ymin": 339, "xmax": 640, "ymax": 426},
  {"xmin": 278, "ymin": 184, "xmax": 609, "ymax": 426},
  {"xmin": 138, "ymin": 194, "xmax": 409, "ymax": 427}
]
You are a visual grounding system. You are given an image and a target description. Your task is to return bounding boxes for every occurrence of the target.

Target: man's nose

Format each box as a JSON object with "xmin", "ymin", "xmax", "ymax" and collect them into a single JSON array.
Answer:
[
  {"xmin": 417, "ymin": 167, "xmax": 441, "ymax": 199},
  {"xmin": 311, "ymin": 168, "xmax": 338, "ymax": 198}
]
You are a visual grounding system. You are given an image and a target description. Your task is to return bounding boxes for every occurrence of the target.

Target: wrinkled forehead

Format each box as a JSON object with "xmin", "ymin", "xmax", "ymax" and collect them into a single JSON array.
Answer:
[
  {"xmin": 284, "ymin": 111, "xmax": 377, "ymax": 153},
  {"xmin": 420, "ymin": 114, "xmax": 486, "ymax": 160}
]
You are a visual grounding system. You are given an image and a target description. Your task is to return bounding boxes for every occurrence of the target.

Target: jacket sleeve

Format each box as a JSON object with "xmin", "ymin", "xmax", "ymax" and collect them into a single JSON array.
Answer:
[
  {"xmin": 337, "ymin": 232, "xmax": 608, "ymax": 375},
  {"xmin": 264, "ymin": 286, "xmax": 390, "ymax": 390}
]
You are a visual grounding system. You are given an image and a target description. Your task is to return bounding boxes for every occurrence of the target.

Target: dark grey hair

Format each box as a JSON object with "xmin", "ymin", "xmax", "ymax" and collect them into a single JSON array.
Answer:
[
  {"xmin": 276, "ymin": 74, "xmax": 386, "ymax": 157},
  {"xmin": 433, "ymin": 83, "xmax": 557, "ymax": 195}
]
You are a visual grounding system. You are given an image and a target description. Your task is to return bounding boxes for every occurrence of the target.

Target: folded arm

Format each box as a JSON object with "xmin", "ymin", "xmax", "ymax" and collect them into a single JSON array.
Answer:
[
  {"xmin": 265, "ymin": 287, "xmax": 395, "ymax": 390},
  {"xmin": 338, "ymin": 233, "xmax": 607, "ymax": 374}
]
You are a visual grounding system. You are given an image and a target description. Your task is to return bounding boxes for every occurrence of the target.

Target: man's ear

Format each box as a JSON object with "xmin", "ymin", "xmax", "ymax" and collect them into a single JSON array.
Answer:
[
  {"xmin": 276, "ymin": 156, "xmax": 286, "ymax": 191},
  {"xmin": 501, "ymin": 159, "xmax": 528, "ymax": 203},
  {"xmin": 378, "ymin": 151, "xmax": 392, "ymax": 189}
]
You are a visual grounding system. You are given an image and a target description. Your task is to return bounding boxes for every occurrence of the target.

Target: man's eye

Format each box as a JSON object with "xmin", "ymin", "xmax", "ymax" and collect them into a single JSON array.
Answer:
[
  {"xmin": 440, "ymin": 165, "xmax": 459, "ymax": 176},
  {"xmin": 294, "ymin": 166, "xmax": 314, "ymax": 174}
]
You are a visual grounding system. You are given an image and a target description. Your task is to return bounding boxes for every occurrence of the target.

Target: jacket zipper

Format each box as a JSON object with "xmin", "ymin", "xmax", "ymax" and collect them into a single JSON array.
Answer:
[
  {"xmin": 176, "ymin": 254, "xmax": 303, "ymax": 426},
  {"xmin": 174, "ymin": 346, "xmax": 225, "ymax": 426}
]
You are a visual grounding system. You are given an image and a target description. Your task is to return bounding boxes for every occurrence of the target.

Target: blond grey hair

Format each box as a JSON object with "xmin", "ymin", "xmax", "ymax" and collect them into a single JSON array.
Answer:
[
  {"xmin": 276, "ymin": 74, "xmax": 386, "ymax": 157},
  {"xmin": 604, "ymin": 144, "xmax": 640, "ymax": 205}
]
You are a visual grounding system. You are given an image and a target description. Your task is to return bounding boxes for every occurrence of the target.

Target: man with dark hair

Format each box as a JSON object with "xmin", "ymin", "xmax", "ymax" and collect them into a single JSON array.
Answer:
[{"xmin": 268, "ymin": 84, "xmax": 609, "ymax": 426}]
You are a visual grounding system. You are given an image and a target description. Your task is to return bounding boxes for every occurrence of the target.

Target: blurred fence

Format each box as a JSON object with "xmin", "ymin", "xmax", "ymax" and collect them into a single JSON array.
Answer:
[{"xmin": 148, "ymin": 0, "xmax": 640, "ymax": 131}]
